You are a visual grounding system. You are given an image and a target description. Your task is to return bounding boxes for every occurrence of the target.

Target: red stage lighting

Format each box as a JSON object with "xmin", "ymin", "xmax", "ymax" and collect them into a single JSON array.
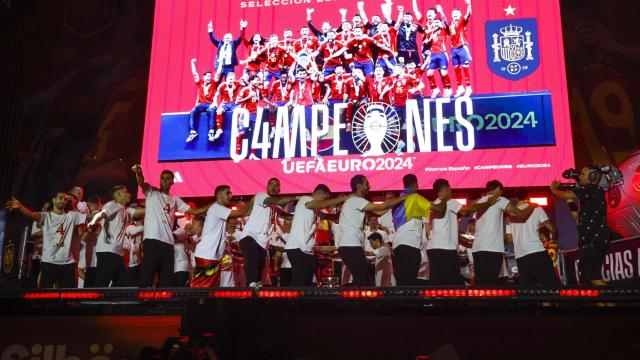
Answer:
[
  {"xmin": 138, "ymin": 291, "xmax": 174, "ymax": 299},
  {"xmin": 421, "ymin": 289, "xmax": 466, "ymax": 297},
  {"xmin": 210, "ymin": 290, "xmax": 253, "ymax": 298},
  {"xmin": 559, "ymin": 289, "xmax": 600, "ymax": 297},
  {"xmin": 468, "ymin": 289, "xmax": 516, "ymax": 297},
  {"xmin": 257, "ymin": 290, "xmax": 302, "ymax": 298},
  {"xmin": 60, "ymin": 291, "xmax": 102, "ymax": 299},
  {"xmin": 22, "ymin": 292, "xmax": 60, "ymax": 300},
  {"xmin": 341, "ymin": 290, "xmax": 382, "ymax": 298}
]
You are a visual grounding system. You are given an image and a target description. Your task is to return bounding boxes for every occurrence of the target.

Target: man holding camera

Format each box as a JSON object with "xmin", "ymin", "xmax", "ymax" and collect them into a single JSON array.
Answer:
[{"xmin": 551, "ymin": 166, "xmax": 609, "ymax": 285}]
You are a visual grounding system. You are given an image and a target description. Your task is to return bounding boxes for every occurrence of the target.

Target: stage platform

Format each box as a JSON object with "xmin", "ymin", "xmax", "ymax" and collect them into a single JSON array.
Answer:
[{"xmin": 2, "ymin": 286, "xmax": 640, "ymax": 359}]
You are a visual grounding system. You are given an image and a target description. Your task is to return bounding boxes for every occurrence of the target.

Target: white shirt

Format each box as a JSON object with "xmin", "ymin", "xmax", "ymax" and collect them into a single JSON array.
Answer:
[
  {"xmin": 373, "ymin": 245, "xmax": 395, "ymax": 286},
  {"xmin": 124, "ymin": 224, "xmax": 144, "ymax": 267},
  {"xmin": 393, "ymin": 218, "xmax": 425, "ymax": 250},
  {"xmin": 143, "ymin": 187, "xmax": 191, "ymax": 245},
  {"xmin": 242, "ymin": 192, "xmax": 274, "ymax": 249},
  {"xmin": 218, "ymin": 42, "xmax": 233, "ymax": 66},
  {"xmin": 508, "ymin": 204, "xmax": 549, "ymax": 259},
  {"xmin": 286, "ymin": 196, "xmax": 317, "ymax": 254},
  {"xmin": 195, "ymin": 203, "xmax": 232, "ymax": 261},
  {"xmin": 173, "ymin": 228, "xmax": 192, "ymax": 273},
  {"xmin": 280, "ymin": 233, "xmax": 291, "ymax": 268},
  {"xmin": 365, "ymin": 229, "xmax": 387, "ymax": 256},
  {"xmin": 95, "ymin": 201, "xmax": 137, "ymax": 256},
  {"xmin": 331, "ymin": 221, "xmax": 341, "ymax": 247},
  {"xmin": 379, "ymin": 211, "xmax": 395, "ymax": 232},
  {"xmin": 338, "ymin": 196, "xmax": 370, "ymax": 247},
  {"xmin": 40, "ymin": 211, "xmax": 87, "ymax": 265},
  {"xmin": 472, "ymin": 196, "xmax": 510, "ymax": 253},
  {"xmin": 77, "ymin": 201, "xmax": 89, "ymax": 215},
  {"xmin": 428, "ymin": 199, "xmax": 463, "ymax": 250}
]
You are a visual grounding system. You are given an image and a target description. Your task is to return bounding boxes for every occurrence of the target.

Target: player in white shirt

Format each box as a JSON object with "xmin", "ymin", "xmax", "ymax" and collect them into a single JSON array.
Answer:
[
  {"xmin": 428, "ymin": 179, "xmax": 498, "ymax": 285},
  {"xmin": 472, "ymin": 180, "xmax": 536, "ymax": 285},
  {"xmin": 124, "ymin": 218, "xmax": 144, "ymax": 286},
  {"xmin": 391, "ymin": 174, "xmax": 446, "ymax": 286},
  {"xmin": 367, "ymin": 232, "xmax": 395, "ymax": 286},
  {"xmin": 70, "ymin": 186, "xmax": 88, "ymax": 215},
  {"xmin": 286, "ymin": 184, "xmax": 350, "ymax": 286},
  {"xmin": 88, "ymin": 185, "xmax": 144, "ymax": 287},
  {"xmin": 364, "ymin": 216, "xmax": 388, "ymax": 276},
  {"xmin": 365, "ymin": 216, "xmax": 389, "ymax": 244},
  {"xmin": 132, "ymin": 164, "xmax": 214, "ymax": 287},
  {"xmin": 6, "ymin": 192, "xmax": 87, "ymax": 288},
  {"xmin": 220, "ymin": 218, "xmax": 240, "ymax": 287},
  {"xmin": 338, "ymin": 175, "xmax": 405, "ymax": 286},
  {"xmin": 227, "ymin": 218, "xmax": 247, "ymax": 287},
  {"xmin": 192, "ymin": 185, "xmax": 254, "ymax": 288},
  {"xmin": 239, "ymin": 178, "xmax": 298, "ymax": 289},
  {"xmin": 78, "ymin": 195, "xmax": 102, "ymax": 288},
  {"xmin": 507, "ymin": 188, "xmax": 560, "ymax": 285}
]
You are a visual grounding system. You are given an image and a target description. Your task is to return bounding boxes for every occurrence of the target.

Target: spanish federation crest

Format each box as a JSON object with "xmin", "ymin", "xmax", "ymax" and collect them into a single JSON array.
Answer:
[
  {"xmin": 486, "ymin": 18, "xmax": 539, "ymax": 80},
  {"xmin": 3, "ymin": 242, "xmax": 14, "ymax": 274}
]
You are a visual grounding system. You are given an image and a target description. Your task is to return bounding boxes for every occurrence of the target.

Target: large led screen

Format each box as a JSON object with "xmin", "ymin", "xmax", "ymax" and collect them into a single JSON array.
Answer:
[{"xmin": 141, "ymin": 0, "xmax": 574, "ymax": 196}]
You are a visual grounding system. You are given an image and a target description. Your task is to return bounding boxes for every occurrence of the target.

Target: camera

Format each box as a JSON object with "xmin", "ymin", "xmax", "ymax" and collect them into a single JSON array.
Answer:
[{"xmin": 559, "ymin": 164, "xmax": 624, "ymax": 191}]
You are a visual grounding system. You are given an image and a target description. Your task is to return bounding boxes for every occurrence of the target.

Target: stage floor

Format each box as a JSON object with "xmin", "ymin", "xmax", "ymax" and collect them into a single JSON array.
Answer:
[{"xmin": 3, "ymin": 286, "xmax": 640, "ymax": 359}]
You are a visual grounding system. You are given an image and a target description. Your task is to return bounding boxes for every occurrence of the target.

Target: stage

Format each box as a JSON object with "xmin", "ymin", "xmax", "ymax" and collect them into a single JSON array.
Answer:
[{"xmin": 2, "ymin": 286, "xmax": 640, "ymax": 359}]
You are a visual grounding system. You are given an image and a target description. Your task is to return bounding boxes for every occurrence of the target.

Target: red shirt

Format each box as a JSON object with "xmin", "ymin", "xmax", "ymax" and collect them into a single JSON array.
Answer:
[
  {"xmin": 336, "ymin": 31, "xmax": 355, "ymax": 43},
  {"xmin": 293, "ymin": 37, "xmax": 320, "ymax": 53},
  {"xmin": 345, "ymin": 37, "xmax": 376, "ymax": 62},
  {"xmin": 196, "ymin": 79, "xmax": 216, "ymax": 105},
  {"xmin": 317, "ymin": 41, "xmax": 344, "ymax": 68},
  {"xmin": 291, "ymin": 79, "xmax": 315, "ymax": 107},
  {"xmin": 280, "ymin": 39, "xmax": 296, "ymax": 67},
  {"xmin": 368, "ymin": 77, "xmax": 393, "ymax": 103},
  {"xmin": 270, "ymin": 80, "xmax": 291, "ymax": 103},
  {"xmin": 391, "ymin": 75, "xmax": 420, "ymax": 106},
  {"xmin": 323, "ymin": 74, "xmax": 351, "ymax": 100},
  {"xmin": 373, "ymin": 29, "xmax": 397, "ymax": 57},
  {"xmin": 217, "ymin": 81, "xmax": 241, "ymax": 104},
  {"xmin": 428, "ymin": 27, "xmax": 449, "ymax": 54},
  {"xmin": 245, "ymin": 44, "xmax": 266, "ymax": 71},
  {"xmin": 260, "ymin": 45, "xmax": 286, "ymax": 72},
  {"xmin": 420, "ymin": 18, "xmax": 434, "ymax": 40},
  {"xmin": 346, "ymin": 77, "xmax": 369, "ymax": 100},
  {"xmin": 450, "ymin": 18, "xmax": 469, "ymax": 48},
  {"xmin": 336, "ymin": 32, "xmax": 356, "ymax": 65},
  {"xmin": 312, "ymin": 81, "xmax": 323, "ymax": 103},
  {"xmin": 238, "ymin": 86, "xmax": 260, "ymax": 114}
]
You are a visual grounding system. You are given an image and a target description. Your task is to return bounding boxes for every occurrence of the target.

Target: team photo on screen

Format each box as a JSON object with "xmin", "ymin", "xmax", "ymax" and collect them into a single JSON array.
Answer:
[{"xmin": 142, "ymin": 0, "xmax": 573, "ymax": 196}]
